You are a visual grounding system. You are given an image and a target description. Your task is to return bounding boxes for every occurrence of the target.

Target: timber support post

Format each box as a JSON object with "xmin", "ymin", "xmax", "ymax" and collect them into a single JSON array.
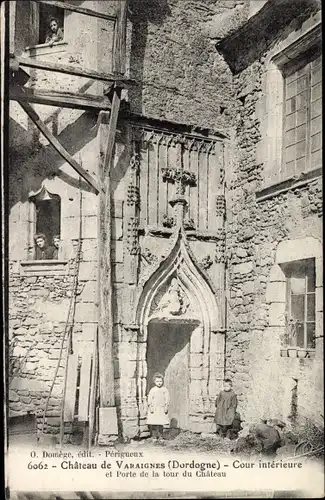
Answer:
[{"xmin": 96, "ymin": 0, "xmax": 127, "ymax": 444}]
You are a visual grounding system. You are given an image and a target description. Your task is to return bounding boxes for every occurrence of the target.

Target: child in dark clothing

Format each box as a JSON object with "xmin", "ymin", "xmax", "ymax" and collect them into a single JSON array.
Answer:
[{"xmin": 215, "ymin": 379, "xmax": 237, "ymax": 438}]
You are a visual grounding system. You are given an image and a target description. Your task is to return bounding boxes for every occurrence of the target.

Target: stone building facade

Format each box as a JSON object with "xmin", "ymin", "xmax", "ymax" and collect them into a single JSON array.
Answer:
[{"xmin": 8, "ymin": 0, "xmax": 322, "ymax": 441}]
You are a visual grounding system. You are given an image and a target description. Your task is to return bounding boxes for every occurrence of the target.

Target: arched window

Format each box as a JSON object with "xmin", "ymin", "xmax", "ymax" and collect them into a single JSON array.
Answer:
[{"xmin": 29, "ymin": 186, "xmax": 61, "ymax": 260}]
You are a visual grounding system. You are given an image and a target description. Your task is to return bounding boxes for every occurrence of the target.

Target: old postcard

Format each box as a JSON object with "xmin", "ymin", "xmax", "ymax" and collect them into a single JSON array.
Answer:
[{"xmin": 2, "ymin": 0, "xmax": 324, "ymax": 498}]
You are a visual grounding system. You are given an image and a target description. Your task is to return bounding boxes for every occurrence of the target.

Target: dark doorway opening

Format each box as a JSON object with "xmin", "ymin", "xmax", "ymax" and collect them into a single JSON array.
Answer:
[{"xmin": 146, "ymin": 321, "xmax": 196, "ymax": 430}]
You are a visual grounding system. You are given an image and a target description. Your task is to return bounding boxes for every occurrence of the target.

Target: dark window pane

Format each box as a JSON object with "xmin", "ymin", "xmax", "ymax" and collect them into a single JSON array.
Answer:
[
  {"xmin": 307, "ymin": 294, "xmax": 315, "ymax": 321},
  {"xmin": 307, "ymin": 323, "xmax": 315, "ymax": 349},
  {"xmin": 286, "ymin": 113, "xmax": 296, "ymax": 130},
  {"xmin": 311, "ymin": 83, "xmax": 321, "ymax": 102},
  {"xmin": 311, "ymin": 99, "xmax": 322, "ymax": 119},
  {"xmin": 286, "ymin": 81, "xmax": 297, "ymax": 99},
  {"xmin": 285, "ymin": 128, "xmax": 296, "ymax": 146},
  {"xmin": 296, "ymin": 109, "xmax": 307, "ymax": 126},
  {"xmin": 286, "ymin": 98, "xmax": 296, "ymax": 114},
  {"xmin": 311, "ymin": 65, "xmax": 322, "ymax": 85},
  {"xmin": 296, "ymin": 157, "xmax": 305, "ymax": 174},
  {"xmin": 284, "ymin": 160, "xmax": 295, "ymax": 177},
  {"xmin": 296, "ymin": 91, "xmax": 308, "ymax": 111},
  {"xmin": 311, "ymin": 149, "xmax": 322, "ymax": 168},
  {"xmin": 285, "ymin": 144, "xmax": 296, "ymax": 163},
  {"xmin": 311, "ymin": 116, "xmax": 322, "ymax": 135},
  {"xmin": 311, "ymin": 132, "xmax": 322, "ymax": 152},
  {"xmin": 295, "ymin": 322, "xmax": 305, "ymax": 348},
  {"xmin": 296, "ymin": 124, "xmax": 306, "ymax": 142},
  {"xmin": 307, "ymin": 264, "xmax": 316, "ymax": 292},
  {"xmin": 290, "ymin": 277, "xmax": 305, "ymax": 294},
  {"xmin": 296, "ymin": 140, "xmax": 306, "ymax": 159},
  {"xmin": 297, "ymin": 76, "xmax": 307, "ymax": 92},
  {"xmin": 291, "ymin": 295, "xmax": 305, "ymax": 321}
]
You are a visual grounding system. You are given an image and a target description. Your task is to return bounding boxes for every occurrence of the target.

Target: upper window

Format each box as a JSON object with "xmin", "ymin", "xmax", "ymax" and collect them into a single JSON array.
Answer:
[
  {"xmin": 284, "ymin": 258, "xmax": 316, "ymax": 350},
  {"xmin": 282, "ymin": 49, "xmax": 322, "ymax": 179},
  {"xmin": 39, "ymin": 3, "xmax": 64, "ymax": 45},
  {"xmin": 29, "ymin": 187, "xmax": 61, "ymax": 260}
]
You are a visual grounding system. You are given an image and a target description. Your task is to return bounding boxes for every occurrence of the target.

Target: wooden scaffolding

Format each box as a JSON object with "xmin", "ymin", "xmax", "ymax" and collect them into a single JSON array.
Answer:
[{"xmin": 8, "ymin": 0, "xmax": 130, "ymax": 445}]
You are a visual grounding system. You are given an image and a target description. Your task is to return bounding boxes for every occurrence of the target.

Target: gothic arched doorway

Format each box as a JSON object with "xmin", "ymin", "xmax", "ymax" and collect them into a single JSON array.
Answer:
[
  {"xmin": 146, "ymin": 319, "xmax": 200, "ymax": 430},
  {"xmin": 134, "ymin": 230, "xmax": 225, "ymax": 435}
]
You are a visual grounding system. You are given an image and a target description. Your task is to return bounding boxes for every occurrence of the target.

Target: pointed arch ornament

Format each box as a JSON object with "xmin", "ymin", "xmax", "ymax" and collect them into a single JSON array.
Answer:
[{"xmin": 135, "ymin": 228, "xmax": 221, "ymax": 340}]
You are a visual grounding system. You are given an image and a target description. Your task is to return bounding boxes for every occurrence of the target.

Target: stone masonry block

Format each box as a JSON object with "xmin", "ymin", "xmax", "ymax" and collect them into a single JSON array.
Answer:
[
  {"xmin": 112, "ymin": 241, "xmax": 124, "ymax": 263},
  {"xmin": 112, "ymin": 218, "xmax": 123, "ymax": 240},
  {"xmin": 80, "ymin": 280, "xmax": 96, "ymax": 302},
  {"xmin": 265, "ymin": 281, "xmax": 286, "ymax": 303},
  {"xmin": 80, "ymin": 239, "xmax": 98, "ymax": 262},
  {"xmin": 233, "ymin": 261, "xmax": 254, "ymax": 275},
  {"xmin": 316, "ymin": 287, "xmax": 323, "ymax": 312},
  {"xmin": 35, "ymin": 300, "xmax": 70, "ymax": 323},
  {"xmin": 189, "ymin": 380, "xmax": 203, "ymax": 398},
  {"xmin": 112, "ymin": 264, "xmax": 124, "ymax": 283},
  {"xmin": 190, "ymin": 327, "xmax": 203, "ymax": 353},
  {"xmin": 242, "ymin": 281, "xmax": 255, "ymax": 296},
  {"xmin": 269, "ymin": 265, "xmax": 286, "ymax": 283},
  {"xmin": 112, "ymin": 200, "xmax": 124, "ymax": 219},
  {"xmin": 82, "ymin": 216, "xmax": 98, "ymax": 239},
  {"xmin": 78, "ymin": 261, "xmax": 96, "ymax": 281},
  {"xmin": 190, "ymin": 367, "xmax": 203, "ymax": 380},
  {"xmin": 82, "ymin": 323, "xmax": 97, "ymax": 341},
  {"xmin": 190, "ymin": 353, "xmax": 203, "ymax": 368},
  {"xmin": 75, "ymin": 302, "xmax": 97, "ymax": 323},
  {"xmin": 268, "ymin": 302, "xmax": 285, "ymax": 327}
]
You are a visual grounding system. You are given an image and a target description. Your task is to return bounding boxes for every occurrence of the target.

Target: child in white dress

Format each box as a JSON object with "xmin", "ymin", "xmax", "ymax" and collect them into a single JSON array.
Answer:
[{"xmin": 147, "ymin": 373, "xmax": 170, "ymax": 442}]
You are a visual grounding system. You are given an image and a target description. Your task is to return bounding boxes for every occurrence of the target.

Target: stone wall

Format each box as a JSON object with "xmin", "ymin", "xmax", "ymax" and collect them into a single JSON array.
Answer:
[
  {"xmin": 8, "ymin": 0, "xmax": 323, "ymax": 440},
  {"xmin": 225, "ymin": 5, "xmax": 323, "ymax": 430},
  {"xmin": 127, "ymin": 0, "xmax": 248, "ymax": 131}
]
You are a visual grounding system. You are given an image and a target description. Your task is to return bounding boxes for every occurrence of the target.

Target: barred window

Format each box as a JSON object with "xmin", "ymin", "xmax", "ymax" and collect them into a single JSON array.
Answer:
[
  {"xmin": 285, "ymin": 259, "xmax": 316, "ymax": 350},
  {"xmin": 282, "ymin": 49, "xmax": 322, "ymax": 178}
]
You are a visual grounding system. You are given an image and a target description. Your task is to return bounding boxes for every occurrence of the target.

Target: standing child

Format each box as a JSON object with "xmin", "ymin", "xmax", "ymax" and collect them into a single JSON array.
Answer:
[
  {"xmin": 215, "ymin": 379, "xmax": 237, "ymax": 438},
  {"xmin": 147, "ymin": 373, "xmax": 170, "ymax": 442}
]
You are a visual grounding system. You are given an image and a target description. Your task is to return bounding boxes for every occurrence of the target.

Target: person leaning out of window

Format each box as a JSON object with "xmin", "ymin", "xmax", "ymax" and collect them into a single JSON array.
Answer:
[
  {"xmin": 45, "ymin": 17, "xmax": 64, "ymax": 47},
  {"xmin": 52, "ymin": 235, "xmax": 76, "ymax": 261},
  {"xmin": 34, "ymin": 233, "xmax": 55, "ymax": 260}
]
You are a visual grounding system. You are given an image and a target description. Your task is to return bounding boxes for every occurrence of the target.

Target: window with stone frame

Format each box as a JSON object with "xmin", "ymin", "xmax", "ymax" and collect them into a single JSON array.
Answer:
[
  {"xmin": 29, "ymin": 187, "xmax": 61, "ymax": 260},
  {"xmin": 282, "ymin": 48, "xmax": 322, "ymax": 179},
  {"xmin": 284, "ymin": 258, "xmax": 316, "ymax": 350},
  {"xmin": 38, "ymin": 2, "xmax": 65, "ymax": 45},
  {"xmin": 25, "ymin": 1, "xmax": 65, "ymax": 48}
]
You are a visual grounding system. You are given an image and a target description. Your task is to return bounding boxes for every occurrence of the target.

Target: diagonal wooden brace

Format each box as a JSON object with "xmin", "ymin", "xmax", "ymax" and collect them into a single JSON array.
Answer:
[{"xmin": 18, "ymin": 99, "xmax": 100, "ymax": 194}]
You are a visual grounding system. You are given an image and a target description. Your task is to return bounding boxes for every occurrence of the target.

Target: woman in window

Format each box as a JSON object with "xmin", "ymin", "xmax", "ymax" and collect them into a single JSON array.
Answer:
[
  {"xmin": 45, "ymin": 18, "xmax": 64, "ymax": 47},
  {"xmin": 34, "ymin": 233, "xmax": 54, "ymax": 260}
]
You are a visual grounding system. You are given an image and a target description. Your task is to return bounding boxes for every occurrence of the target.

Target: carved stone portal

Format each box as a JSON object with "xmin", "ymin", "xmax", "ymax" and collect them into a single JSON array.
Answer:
[{"xmin": 154, "ymin": 277, "xmax": 190, "ymax": 317}]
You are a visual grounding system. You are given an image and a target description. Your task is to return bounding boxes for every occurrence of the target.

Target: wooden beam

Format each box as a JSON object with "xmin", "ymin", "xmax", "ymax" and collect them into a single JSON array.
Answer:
[
  {"xmin": 88, "ymin": 328, "xmax": 98, "ymax": 448},
  {"xmin": 34, "ymin": 0, "xmax": 116, "ymax": 23},
  {"xmin": 16, "ymin": 56, "xmax": 135, "ymax": 85},
  {"xmin": 97, "ymin": 1, "xmax": 127, "ymax": 420},
  {"xmin": 10, "ymin": 86, "xmax": 112, "ymax": 111},
  {"xmin": 63, "ymin": 353, "xmax": 78, "ymax": 422},
  {"xmin": 97, "ymin": 87, "xmax": 122, "ymax": 409},
  {"xmin": 18, "ymin": 99, "xmax": 100, "ymax": 194},
  {"xmin": 103, "ymin": 86, "xmax": 122, "ymax": 172},
  {"xmin": 113, "ymin": 1, "xmax": 127, "ymax": 75}
]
